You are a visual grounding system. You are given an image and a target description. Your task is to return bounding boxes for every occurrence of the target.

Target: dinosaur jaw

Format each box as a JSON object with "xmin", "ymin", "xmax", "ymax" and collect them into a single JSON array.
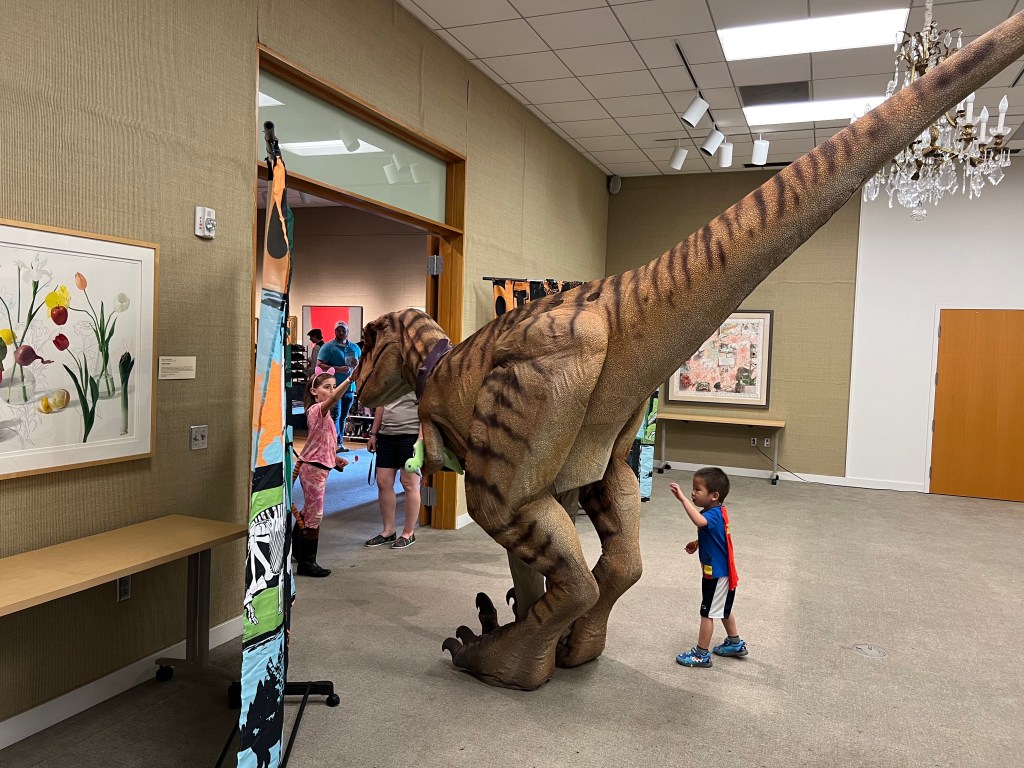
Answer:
[{"xmin": 355, "ymin": 343, "xmax": 411, "ymax": 408}]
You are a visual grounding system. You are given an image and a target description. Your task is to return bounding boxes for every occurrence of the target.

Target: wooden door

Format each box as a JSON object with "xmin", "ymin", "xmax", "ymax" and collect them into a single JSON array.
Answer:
[{"xmin": 930, "ymin": 309, "xmax": 1024, "ymax": 501}]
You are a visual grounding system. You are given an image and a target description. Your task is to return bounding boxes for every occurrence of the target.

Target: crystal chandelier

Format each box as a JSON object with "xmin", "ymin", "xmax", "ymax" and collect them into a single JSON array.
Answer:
[{"xmin": 862, "ymin": 0, "xmax": 1013, "ymax": 221}]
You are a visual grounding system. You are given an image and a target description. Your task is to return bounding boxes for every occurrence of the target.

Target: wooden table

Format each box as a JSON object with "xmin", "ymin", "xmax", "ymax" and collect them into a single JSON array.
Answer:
[
  {"xmin": 657, "ymin": 412, "xmax": 786, "ymax": 484},
  {"xmin": 0, "ymin": 514, "xmax": 246, "ymax": 681}
]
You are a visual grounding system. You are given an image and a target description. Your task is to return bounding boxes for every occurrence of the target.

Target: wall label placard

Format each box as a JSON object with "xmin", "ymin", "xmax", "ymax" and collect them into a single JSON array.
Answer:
[{"xmin": 158, "ymin": 356, "xmax": 197, "ymax": 380}]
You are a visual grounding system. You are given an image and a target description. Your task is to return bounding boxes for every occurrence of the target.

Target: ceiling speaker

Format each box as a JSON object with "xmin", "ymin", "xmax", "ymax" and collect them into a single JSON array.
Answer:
[{"xmin": 607, "ymin": 175, "xmax": 622, "ymax": 195}]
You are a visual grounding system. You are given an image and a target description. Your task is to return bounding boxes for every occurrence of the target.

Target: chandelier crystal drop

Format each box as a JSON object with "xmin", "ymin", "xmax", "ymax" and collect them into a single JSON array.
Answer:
[{"xmin": 863, "ymin": 0, "xmax": 1013, "ymax": 221}]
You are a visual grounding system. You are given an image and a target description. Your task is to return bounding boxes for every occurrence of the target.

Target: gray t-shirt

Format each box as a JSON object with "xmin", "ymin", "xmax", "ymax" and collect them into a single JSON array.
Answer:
[{"xmin": 379, "ymin": 392, "xmax": 419, "ymax": 436}]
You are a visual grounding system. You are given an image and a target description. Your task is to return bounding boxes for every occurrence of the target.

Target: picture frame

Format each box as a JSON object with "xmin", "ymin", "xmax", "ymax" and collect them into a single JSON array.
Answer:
[
  {"xmin": 0, "ymin": 218, "xmax": 158, "ymax": 480},
  {"xmin": 667, "ymin": 310, "xmax": 773, "ymax": 407},
  {"xmin": 301, "ymin": 305, "xmax": 364, "ymax": 343}
]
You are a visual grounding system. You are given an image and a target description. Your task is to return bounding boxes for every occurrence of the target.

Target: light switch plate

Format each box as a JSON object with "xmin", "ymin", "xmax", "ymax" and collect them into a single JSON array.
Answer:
[{"xmin": 190, "ymin": 425, "xmax": 208, "ymax": 450}]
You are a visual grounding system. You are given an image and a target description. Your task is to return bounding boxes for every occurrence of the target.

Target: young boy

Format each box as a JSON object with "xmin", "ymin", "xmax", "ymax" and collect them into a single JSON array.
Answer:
[{"xmin": 670, "ymin": 467, "xmax": 747, "ymax": 667}]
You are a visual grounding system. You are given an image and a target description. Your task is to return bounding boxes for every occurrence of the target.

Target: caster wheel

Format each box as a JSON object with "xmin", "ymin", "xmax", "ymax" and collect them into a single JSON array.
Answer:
[
  {"xmin": 228, "ymin": 682, "xmax": 242, "ymax": 709},
  {"xmin": 656, "ymin": 468, "xmax": 664, "ymax": 474},
  {"xmin": 326, "ymin": 693, "xmax": 341, "ymax": 707},
  {"xmin": 155, "ymin": 665, "xmax": 174, "ymax": 682}
]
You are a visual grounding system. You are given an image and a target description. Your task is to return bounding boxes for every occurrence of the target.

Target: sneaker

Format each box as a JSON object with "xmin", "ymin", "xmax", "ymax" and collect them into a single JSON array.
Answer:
[
  {"xmin": 338, "ymin": 446, "xmax": 351, "ymax": 453},
  {"xmin": 713, "ymin": 639, "xmax": 749, "ymax": 657},
  {"xmin": 365, "ymin": 533, "xmax": 397, "ymax": 547},
  {"xmin": 676, "ymin": 647, "xmax": 712, "ymax": 667},
  {"xmin": 391, "ymin": 533, "xmax": 416, "ymax": 549}
]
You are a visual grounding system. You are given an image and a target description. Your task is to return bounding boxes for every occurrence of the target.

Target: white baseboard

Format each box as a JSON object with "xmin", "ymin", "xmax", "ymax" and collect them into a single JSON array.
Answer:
[
  {"xmin": 657, "ymin": 461, "xmax": 925, "ymax": 493},
  {"xmin": 455, "ymin": 512, "xmax": 474, "ymax": 529},
  {"xmin": 0, "ymin": 616, "xmax": 243, "ymax": 751}
]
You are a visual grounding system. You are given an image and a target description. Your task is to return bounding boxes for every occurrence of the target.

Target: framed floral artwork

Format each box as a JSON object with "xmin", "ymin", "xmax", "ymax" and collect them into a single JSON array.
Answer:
[
  {"xmin": 667, "ymin": 310, "xmax": 773, "ymax": 407},
  {"xmin": 0, "ymin": 219, "xmax": 157, "ymax": 480}
]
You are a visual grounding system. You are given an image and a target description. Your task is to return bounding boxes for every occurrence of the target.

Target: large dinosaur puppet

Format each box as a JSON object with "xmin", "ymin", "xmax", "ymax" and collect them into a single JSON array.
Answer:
[{"xmin": 354, "ymin": 12, "xmax": 1024, "ymax": 691}]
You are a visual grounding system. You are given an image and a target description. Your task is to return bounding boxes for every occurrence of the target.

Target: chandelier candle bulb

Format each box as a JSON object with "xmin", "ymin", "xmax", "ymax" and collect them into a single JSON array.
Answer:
[
  {"xmin": 965, "ymin": 92, "xmax": 975, "ymax": 123},
  {"xmin": 997, "ymin": 96, "xmax": 1008, "ymax": 133}
]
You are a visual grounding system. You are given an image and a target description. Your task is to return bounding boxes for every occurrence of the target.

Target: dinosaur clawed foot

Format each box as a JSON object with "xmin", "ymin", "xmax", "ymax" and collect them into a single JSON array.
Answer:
[
  {"xmin": 441, "ymin": 591, "xmax": 554, "ymax": 690},
  {"xmin": 555, "ymin": 614, "xmax": 607, "ymax": 668}
]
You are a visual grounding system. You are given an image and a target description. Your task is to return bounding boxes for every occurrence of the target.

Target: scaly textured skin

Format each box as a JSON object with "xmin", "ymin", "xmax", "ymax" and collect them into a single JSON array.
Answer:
[{"xmin": 354, "ymin": 13, "xmax": 1024, "ymax": 690}]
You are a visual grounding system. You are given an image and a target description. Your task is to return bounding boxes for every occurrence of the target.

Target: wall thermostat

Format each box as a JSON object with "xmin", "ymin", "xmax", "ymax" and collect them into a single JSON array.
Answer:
[{"xmin": 195, "ymin": 206, "xmax": 216, "ymax": 239}]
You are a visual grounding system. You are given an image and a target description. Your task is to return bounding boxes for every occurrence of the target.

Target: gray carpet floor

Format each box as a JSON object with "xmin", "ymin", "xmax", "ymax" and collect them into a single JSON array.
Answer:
[{"xmin": 3, "ymin": 472, "xmax": 1022, "ymax": 767}]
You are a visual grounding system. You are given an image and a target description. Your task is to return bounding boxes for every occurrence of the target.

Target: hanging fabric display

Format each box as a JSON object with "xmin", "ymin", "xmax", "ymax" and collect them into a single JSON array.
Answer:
[
  {"xmin": 490, "ymin": 278, "xmax": 584, "ymax": 317},
  {"xmin": 239, "ymin": 122, "xmax": 294, "ymax": 768}
]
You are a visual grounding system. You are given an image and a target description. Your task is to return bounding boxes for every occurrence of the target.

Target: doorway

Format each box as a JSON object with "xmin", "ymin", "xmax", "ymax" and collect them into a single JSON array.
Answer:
[{"xmin": 930, "ymin": 308, "xmax": 1024, "ymax": 502}]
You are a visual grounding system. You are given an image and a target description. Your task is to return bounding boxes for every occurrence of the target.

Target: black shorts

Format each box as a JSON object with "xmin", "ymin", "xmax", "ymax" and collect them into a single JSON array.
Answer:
[
  {"xmin": 375, "ymin": 433, "xmax": 418, "ymax": 469},
  {"xmin": 699, "ymin": 577, "xmax": 736, "ymax": 619}
]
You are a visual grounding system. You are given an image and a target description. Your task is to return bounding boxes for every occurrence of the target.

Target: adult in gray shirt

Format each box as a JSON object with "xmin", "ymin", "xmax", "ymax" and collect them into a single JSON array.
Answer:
[{"xmin": 364, "ymin": 391, "xmax": 421, "ymax": 550}]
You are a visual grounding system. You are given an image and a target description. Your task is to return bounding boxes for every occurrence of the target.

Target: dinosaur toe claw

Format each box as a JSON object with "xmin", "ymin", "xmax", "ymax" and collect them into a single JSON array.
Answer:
[
  {"xmin": 442, "ymin": 637, "xmax": 463, "ymax": 658},
  {"xmin": 456, "ymin": 625, "xmax": 477, "ymax": 644},
  {"xmin": 475, "ymin": 592, "xmax": 495, "ymax": 612},
  {"xmin": 505, "ymin": 587, "xmax": 516, "ymax": 606}
]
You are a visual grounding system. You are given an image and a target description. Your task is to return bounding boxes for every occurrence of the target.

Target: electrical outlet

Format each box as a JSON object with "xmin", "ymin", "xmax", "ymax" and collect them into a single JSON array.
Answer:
[
  {"xmin": 117, "ymin": 575, "xmax": 131, "ymax": 602},
  {"xmin": 750, "ymin": 437, "xmax": 757, "ymax": 446},
  {"xmin": 190, "ymin": 425, "xmax": 208, "ymax": 450},
  {"xmin": 764, "ymin": 437, "xmax": 771, "ymax": 448}
]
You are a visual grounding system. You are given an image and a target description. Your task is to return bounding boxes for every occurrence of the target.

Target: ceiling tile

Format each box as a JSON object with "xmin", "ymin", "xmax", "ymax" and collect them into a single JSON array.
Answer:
[
  {"xmin": 397, "ymin": 1, "xmax": 441, "ymax": 29},
  {"xmin": 484, "ymin": 52, "xmax": 573, "ymax": 83},
  {"xmin": 510, "ymin": 0, "xmax": 604, "ymax": 15},
  {"xmin": 642, "ymin": 146, "xmax": 678, "ymax": 162},
  {"xmin": 814, "ymin": 125, "xmax": 847, "ymax": 142},
  {"xmin": 631, "ymin": 131, "xmax": 694, "ymax": 149},
  {"xmin": 632, "ymin": 37, "xmax": 684, "ymax": 69},
  {"xmin": 591, "ymin": 148, "xmax": 651, "ymax": 163},
  {"xmin": 746, "ymin": 121, "xmax": 814, "ymax": 132},
  {"xmin": 906, "ymin": 1, "xmax": 1017, "ymax": 39},
  {"xmin": 613, "ymin": 0, "xmax": 715, "ymax": 40},
  {"xmin": 471, "ymin": 58, "xmax": 505, "ymax": 83},
  {"xmin": 813, "ymin": 74, "xmax": 888, "ymax": 100},
  {"xmin": 449, "ymin": 20, "xmax": 548, "ymax": 58},
  {"xmin": 810, "ymin": 0, "xmax": 909, "ymax": 15},
  {"xmin": 762, "ymin": 137, "xmax": 815, "ymax": 154},
  {"xmin": 535, "ymin": 99, "xmax": 611, "ymax": 122},
  {"xmin": 616, "ymin": 113, "xmax": 686, "ymax": 133},
  {"xmin": 689, "ymin": 61, "xmax": 734, "ymax": 89},
  {"xmin": 711, "ymin": 107, "xmax": 747, "ymax": 129},
  {"xmin": 600, "ymin": 93, "xmax": 673, "ymax": 117},
  {"xmin": 651, "ymin": 66, "xmax": 695, "ymax": 91},
  {"xmin": 579, "ymin": 70, "xmax": 662, "ymax": 98},
  {"xmin": 707, "ymin": 0, "xmax": 808, "ymax": 27},
  {"xmin": 514, "ymin": 77, "xmax": 592, "ymax": 102},
  {"xmin": 500, "ymin": 83, "xmax": 529, "ymax": 102},
  {"xmin": 698, "ymin": 86, "xmax": 741, "ymax": 109},
  {"xmin": 604, "ymin": 160, "xmax": 662, "ymax": 176},
  {"xmin": 655, "ymin": 154, "xmax": 711, "ymax": 173},
  {"xmin": 811, "ymin": 46, "xmax": 895, "ymax": 81},
  {"xmin": 728, "ymin": 55, "xmax": 811, "ymax": 87},
  {"xmin": 529, "ymin": 7, "xmax": 628, "ymax": 48},
  {"xmin": 576, "ymin": 134, "xmax": 640, "ymax": 151},
  {"xmin": 558, "ymin": 118, "xmax": 626, "ymax": 138},
  {"xmin": 633, "ymin": 31, "xmax": 725, "ymax": 70},
  {"xmin": 664, "ymin": 89, "xmax": 700, "ymax": 112},
  {"xmin": 987, "ymin": 59, "xmax": 1024, "ymax": 88},
  {"xmin": 761, "ymin": 128, "xmax": 815, "ymax": 140},
  {"xmin": 678, "ymin": 31, "xmax": 727, "ymax": 64},
  {"xmin": 525, "ymin": 104, "xmax": 553, "ymax": 123},
  {"xmin": 556, "ymin": 43, "xmax": 647, "ymax": 77},
  {"xmin": 413, "ymin": 0, "xmax": 518, "ymax": 27},
  {"xmin": 435, "ymin": 29, "xmax": 476, "ymax": 60}
]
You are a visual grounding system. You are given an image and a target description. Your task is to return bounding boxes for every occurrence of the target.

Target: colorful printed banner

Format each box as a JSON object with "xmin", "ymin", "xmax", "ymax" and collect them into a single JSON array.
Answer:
[{"xmin": 239, "ymin": 132, "xmax": 294, "ymax": 768}]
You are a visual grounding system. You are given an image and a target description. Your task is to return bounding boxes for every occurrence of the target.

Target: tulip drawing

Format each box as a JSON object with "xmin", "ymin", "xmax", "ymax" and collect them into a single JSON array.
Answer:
[
  {"xmin": 53, "ymin": 334, "xmax": 69, "ymax": 351},
  {"xmin": 1, "ymin": 254, "xmax": 53, "ymax": 403},
  {"xmin": 50, "ymin": 305, "xmax": 68, "ymax": 325}
]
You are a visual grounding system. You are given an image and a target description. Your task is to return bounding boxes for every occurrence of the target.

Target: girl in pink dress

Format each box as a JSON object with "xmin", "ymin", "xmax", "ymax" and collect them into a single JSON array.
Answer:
[{"xmin": 293, "ymin": 366, "xmax": 354, "ymax": 577}]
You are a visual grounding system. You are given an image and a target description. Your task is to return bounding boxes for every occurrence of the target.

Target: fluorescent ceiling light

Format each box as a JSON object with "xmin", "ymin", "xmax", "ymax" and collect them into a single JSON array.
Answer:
[
  {"xmin": 718, "ymin": 9, "xmax": 910, "ymax": 61},
  {"xmin": 744, "ymin": 96, "xmax": 885, "ymax": 127},
  {"xmin": 279, "ymin": 139, "xmax": 384, "ymax": 156},
  {"xmin": 258, "ymin": 92, "xmax": 284, "ymax": 107}
]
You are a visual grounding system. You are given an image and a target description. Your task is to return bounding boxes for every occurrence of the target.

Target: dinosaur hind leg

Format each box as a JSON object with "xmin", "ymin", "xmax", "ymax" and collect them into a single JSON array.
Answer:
[
  {"xmin": 445, "ymin": 490, "xmax": 598, "ymax": 690},
  {"xmin": 557, "ymin": 409, "xmax": 645, "ymax": 668}
]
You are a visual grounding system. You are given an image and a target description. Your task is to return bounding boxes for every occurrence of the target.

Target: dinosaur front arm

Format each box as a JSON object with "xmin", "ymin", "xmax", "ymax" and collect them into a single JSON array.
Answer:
[{"xmin": 420, "ymin": 420, "xmax": 447, "ymax": 476}]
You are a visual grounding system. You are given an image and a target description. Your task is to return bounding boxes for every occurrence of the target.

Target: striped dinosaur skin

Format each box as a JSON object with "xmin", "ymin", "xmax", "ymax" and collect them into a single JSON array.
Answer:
[{"xmin": 355, "ymin": 12, "xmax": 1024, "ymax": 691}]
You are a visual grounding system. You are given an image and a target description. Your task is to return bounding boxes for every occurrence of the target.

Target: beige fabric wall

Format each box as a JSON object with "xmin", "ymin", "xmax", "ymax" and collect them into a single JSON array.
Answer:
[
  {"xmin": 256, "ymin": 206, "xmax": 427, "ymax": 332},
  {"xmin": 0, "ymin": 0, "xmax": 608, "ymax": 720},
  {"xmin": 606, "ymin": 173, "xmax": 860, "ymax": 477}
]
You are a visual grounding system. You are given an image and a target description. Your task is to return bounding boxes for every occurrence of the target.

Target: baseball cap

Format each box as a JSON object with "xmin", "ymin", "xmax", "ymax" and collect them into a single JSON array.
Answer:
[{"xmin": 335, "ymin": 321, "xmax": 348, "ymax": 330}]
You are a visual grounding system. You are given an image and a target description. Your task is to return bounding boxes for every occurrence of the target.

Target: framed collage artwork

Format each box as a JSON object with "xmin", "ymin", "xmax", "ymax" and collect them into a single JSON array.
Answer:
[
  {"xmin": 0, "ymin": 219, "xmax": 158, "ymax": 480},
  {"xmin": 667, "ymin": 310, "xmax": 773, "ymax": 407}
]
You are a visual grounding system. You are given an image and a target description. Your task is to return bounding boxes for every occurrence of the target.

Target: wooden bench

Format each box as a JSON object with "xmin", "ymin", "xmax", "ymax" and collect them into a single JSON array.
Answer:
[
  {"xmin": 0, "ymin": 514, "xmax": 246, "ymax": 682},
  {"xmin": 656, "ymin": 412, "xmax": 786, "ymax": 484}
]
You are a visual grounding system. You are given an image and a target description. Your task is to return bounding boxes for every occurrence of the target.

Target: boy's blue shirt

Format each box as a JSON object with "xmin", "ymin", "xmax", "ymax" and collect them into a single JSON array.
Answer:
[{"xmin": 697, "ymin": 505, "xmax": 730, "ymax": 579}]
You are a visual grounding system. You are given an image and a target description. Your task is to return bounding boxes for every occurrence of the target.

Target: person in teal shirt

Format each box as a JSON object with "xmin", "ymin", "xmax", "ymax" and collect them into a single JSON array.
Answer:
[{"xmin": 316, "ymin": 321, "xmax": 361, "ymax": 451}]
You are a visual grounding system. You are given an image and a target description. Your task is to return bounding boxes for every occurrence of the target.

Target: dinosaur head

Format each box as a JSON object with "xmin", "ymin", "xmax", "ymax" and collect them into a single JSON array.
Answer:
[{"xmin": 355, "ymin": 308, "xmax": 448, "ymax": 408}]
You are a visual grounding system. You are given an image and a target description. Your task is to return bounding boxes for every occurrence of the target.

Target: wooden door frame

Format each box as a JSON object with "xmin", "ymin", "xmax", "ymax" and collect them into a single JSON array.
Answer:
[{"xmin": 254, "ymin": 46, "xmax": 466, "ymax": 529}]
